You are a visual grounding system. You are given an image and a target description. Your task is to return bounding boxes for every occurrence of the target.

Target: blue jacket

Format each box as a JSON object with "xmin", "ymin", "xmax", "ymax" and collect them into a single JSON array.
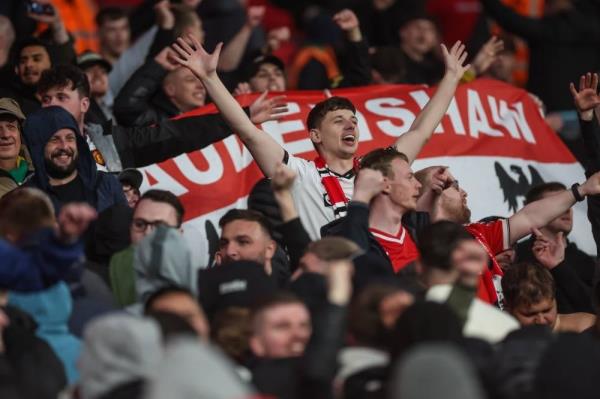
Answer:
[
  {"xmin": 9, "ymin": 281, "xmax": 82, "ymax": 384},
  {"xmin": 22, "ymin": 106, "xmax": 126, "ymax": 213},
  {"xmin": 0, "ymin": 228, "xmax": 83, "ymax": 292}
]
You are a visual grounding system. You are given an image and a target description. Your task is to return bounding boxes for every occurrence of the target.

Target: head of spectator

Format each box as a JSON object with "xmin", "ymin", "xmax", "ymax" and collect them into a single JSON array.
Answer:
[
  {"xmin": 217, "ymin": 209, "xmax": 276, "ymax": 275},
  {"xmin": 487, "ymin": 35, "xmax": 517, "ymax": 84},
  {"xmin": 78, "ymin": 314, "xmax": 162, "ymax": 399},
  {"xmin": 14, "ymin": 38, "xmax": 52, "ymax": 88},
  {"xmin": 118, "ymin": 168, "xmax": 143, "ymax": 208},
  {"xmin": 0, "ymin": 98, "xmax": 27, "ymax": 176},
  {"xmin": 0, "ymin": 16, "xmax": 15, "ymax": 68},
  {"xmin": 130, "ymin": 189, "xmax": 183, "ymax": 245},
  {"xmin": 210, "ymin": 306, "xmax": 252, "ymax": 362},
  {"xmin": 398, "ymin": 15, "xmax": 440, "ymax": 61},
  {"xmin": 22, "ymin": 106, "xmax": 91, "ymax": 192},
  {"xmin": 0, "ymin": 187, "xmax": 55, "ymax": 244},
  {"xmin": 172, "ymin": 3, "xmax": 205, "ymax": 45},
  {"xmin": 307, "ymin": 96, "xmax": 359, "ymax": 161},
  {"xmin": 77, "ymin": 51, "xmax": 112, "ymax": 101},
  {"xmin": 359, "ymin": 147, "xmax": 421, "ymax": 214},
  {"xmin": 96, "ymin": 7, "xmax": 130, "ymax": 64},
  {"xmin": 162, "ymin": 66, "xmax": 207, "ymax": 112},
  {"xmin": 348, "ymin": 283, "xmax": 415, "ymax": 348},
  {"xmin": 249, "ymin": 292, "xmax": 312, "ymax": 358},
  {"xmin": 525, "ymin": 182, "xmax": 572, "ymax": 237},
  {"xmin": 429, "ymin": 169, "xmax": 471, "ymax": 224},
  {"xmin": 370, "ymin": 46, "xmax": 407, "ymax": 84},
  {"xmin": 38, "ymin": 65, "xmax": 91, "ymax": 133},
  {"xmin": 502, "ymin": 262, "xmax": 557, "ymax": 329},
  {"xmin": 144, "ymin": 286, "xmax": 209, "ymax": 340},
  {"xmin": 417, "ymin": 221, "xmax": 483, "ymax": 287},
  {"xmin": 198, "ymin": 260, "xmax": 276, "ymax": 319},
  {"xmin": 298, "ymin": 236, "xmax": 361, "ymax": 276},
  {"xmin": 246, "ymin": 54, "xmax": 286, "ymax": 93}
]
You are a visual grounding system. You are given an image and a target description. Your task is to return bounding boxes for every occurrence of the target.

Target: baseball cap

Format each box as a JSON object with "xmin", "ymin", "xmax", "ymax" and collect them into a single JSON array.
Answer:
[
  {"xmin": 198, "ymin": 260, "xmax": 277, "ymax": 318},
  {"xmin": 77, "ymin": 51, "xmax": 112, "ymax": 73},
  {"xmin": 0, "ymin": 98, "xmax": 26, "ymax": 122},
  {"xmin": 118, "ymin": 168, "xmax": 143, "ymax": 190},
  {"xmin": 245, "ymin": 54, "xmax": 285, "ymax": 80}
]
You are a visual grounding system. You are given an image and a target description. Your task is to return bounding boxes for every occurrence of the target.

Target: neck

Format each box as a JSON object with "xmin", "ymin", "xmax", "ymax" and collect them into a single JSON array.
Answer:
[
  {"xmin": 424, "ymin": 269, "xmax": 458, "ymax": 288},
  {"xmin": 401, "ymin": 44, "xmax": 424, "ymax": 62},
  {"xmin": 368, "ymin": 195, "xmax": 406, "ymax": 234},
  {"xmin": 319, "ymin": 153, "xmax": 354, "ymax": 175},
  {"xmin": 78, "ymin": 117, "xmax": 85, "ymax": 134},
  {"xmin": 49, "ymin": 171, "xmax": 78, "ymax": 186},
  {"xmin": 0, "ymin": 158, "xmax": 17, "ymax": 171},
  {"xmin": 0, "ymin": 49, "xmax": 8, "ymax": 67}
]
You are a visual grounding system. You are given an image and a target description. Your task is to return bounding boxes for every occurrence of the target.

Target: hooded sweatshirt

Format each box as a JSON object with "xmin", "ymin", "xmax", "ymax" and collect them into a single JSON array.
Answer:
[
  {"xmin": 134, "ymin": 225, "xmax": 198, "ymax": 305},
  {"xmin": 22, "ymin": 106, "xmax": 125, "ymax": 213},
  {"xmin": 78, "ymin": 314, "xmax": 162, "ymax": 399},
  {"xmin": 8, "ymin": 281, "xmax": 81, "ymax": 384}
]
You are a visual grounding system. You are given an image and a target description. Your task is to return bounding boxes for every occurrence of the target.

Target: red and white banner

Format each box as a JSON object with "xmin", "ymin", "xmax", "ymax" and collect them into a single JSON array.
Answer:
[{"xmin": 138, "ymin": 79, "xmax": 593, "ymax": 264}]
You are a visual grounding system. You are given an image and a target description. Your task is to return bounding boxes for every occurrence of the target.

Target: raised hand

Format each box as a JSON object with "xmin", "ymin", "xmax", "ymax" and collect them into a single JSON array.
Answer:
[
  {"xmin": 271, "ymin": 162, "xmax": 297, "ymax": 192},
  {"xmin": 233, "ymin": 82, "xmax": 252, "ymax": 96},
  {"xmin": 266, "ymin": 27, "xmax": 291, "ymax": 52},
  {"xmin": 532, "ymin": 229, "xmax": 565, "ymax": 269},
  {"xmin": 154, "ymin": 0, "xmax": 175, "ymax": 30},
  {"xmin": 333, "ymin": 9, "xmax": 362, "ymax": 42},
  {"xmin": 249, "ymin": 91, "xmax": 289, "ymax": 124},
  {"xmin": 246, "ymin": 5, "xmax": 266, "ymax": 28},
  {"xmin": 57, "ymin": 203, "xmax": 98, "ymax": 243},
  {"xmin": 353, "ymin": 168, "xmax": 386, "ymax": 204},
  {"xmin": 415, "ymin": 165, "xmax": 450, "ymax": 194},
  {"xmin": 27, "ymin": 0, "xmax": 59, "ymax": 24},
  {"xmin": 442, "ymin": 41, "xmax": 470, "ymax": 82},
  {"xmin": 154, "ymin": 46, "xmax": 179, "ymax": 72},
  {"xmin": 171, "ymin": 35, "xmax": 222, "ymax": 80},
  {"xmin": 471, "ymin": 36, "xmax": 503, "ymax": 75},
  {"xmin": 569, "ymin": 72, "xmax": 600, "ymax": 121},
  {"xmin": 580, "ymin": 170, "xmax": 600, "ymax": 197}
]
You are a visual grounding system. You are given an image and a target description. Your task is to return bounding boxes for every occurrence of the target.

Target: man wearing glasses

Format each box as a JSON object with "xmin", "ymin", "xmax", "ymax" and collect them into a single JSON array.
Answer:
[{"xmin": 110, "ymin": 189, "xmax": 184, "ymax": 307}]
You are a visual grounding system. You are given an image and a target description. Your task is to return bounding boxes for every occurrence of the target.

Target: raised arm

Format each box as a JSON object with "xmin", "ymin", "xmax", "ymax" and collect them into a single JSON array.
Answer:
[
  {"xmin": 509, "ymin": 171, "xmax": 600, "ymax": 244},
  {"xmin": 217, "ymin": 6, "xmax": 265, "ymax": 72},
  {"xmin": 394, "ymin": 41, "xmax": 470, "ymax": 164},
  {"xmin": 171, "ymin": 35, "xmax": 285, "ymax": 177}
]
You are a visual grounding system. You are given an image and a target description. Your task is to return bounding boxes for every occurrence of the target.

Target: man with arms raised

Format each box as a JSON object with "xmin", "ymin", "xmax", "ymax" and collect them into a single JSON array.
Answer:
[{"xmin": 171, "ymin": 35, "xmax": 470, "ymax": 239}]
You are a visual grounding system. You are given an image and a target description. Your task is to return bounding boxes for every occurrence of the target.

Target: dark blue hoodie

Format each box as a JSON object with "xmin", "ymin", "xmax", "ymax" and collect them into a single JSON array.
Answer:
[{"xmin": 22, "ymin": 106, "xmax": 125, "ymax": 212}]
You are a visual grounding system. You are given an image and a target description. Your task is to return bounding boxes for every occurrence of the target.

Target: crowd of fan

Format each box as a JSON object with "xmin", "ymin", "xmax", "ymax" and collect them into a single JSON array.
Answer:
[{"xmin": 1, "ymin": 0, "xmax": 600, "ymax": 398}]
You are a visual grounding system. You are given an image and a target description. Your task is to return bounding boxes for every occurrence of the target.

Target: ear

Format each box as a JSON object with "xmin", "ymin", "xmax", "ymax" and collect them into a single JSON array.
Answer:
[
  {"xmin": 163, "ymin": 81, "xmax": 175, "ymax": 97},
  {"xmin": 249, "ymin": 335, "xmax": 266, "ymax": 357},
  {"xmin": 381, "ymin": 176, "xmax": 392, "ymax": 195},
  {"xmin": 265, "ymin": 239, "xmax": 276, "ymax": 261},
  {"xmin": 309, "ymin": 128, "xmax": 321, "ymax": 145},
  {"xmin": 80, "ymin": 96, "xmax": 90, "ymax": 114}
]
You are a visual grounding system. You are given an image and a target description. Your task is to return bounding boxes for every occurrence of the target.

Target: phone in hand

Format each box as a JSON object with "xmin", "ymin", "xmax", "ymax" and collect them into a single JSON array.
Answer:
[{"xmin": 26, "ymin": 0, "xmax": 56, "ymax": 16}]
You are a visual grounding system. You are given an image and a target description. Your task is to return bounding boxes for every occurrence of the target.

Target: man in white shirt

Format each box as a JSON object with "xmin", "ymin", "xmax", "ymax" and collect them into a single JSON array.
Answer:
[{"xmin": 171, "ymin": 36, "xmax": 470, "ymax": 238}]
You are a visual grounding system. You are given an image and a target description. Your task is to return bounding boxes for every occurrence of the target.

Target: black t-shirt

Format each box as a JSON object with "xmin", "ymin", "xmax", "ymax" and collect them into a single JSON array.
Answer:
[{"xmin": 50, "ymin": 175, "xmax": 87, "ymax": 205}]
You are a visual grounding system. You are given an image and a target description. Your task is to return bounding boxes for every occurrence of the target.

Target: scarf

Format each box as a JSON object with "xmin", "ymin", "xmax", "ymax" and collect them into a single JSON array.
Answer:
[{"xmin": 314, "ymin": 156, "xmax": 359, "ymax": 218}]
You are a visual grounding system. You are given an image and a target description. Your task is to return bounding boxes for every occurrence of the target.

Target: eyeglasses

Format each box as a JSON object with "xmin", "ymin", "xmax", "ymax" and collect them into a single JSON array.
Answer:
[{"xmin": 132, "ymin": 218, "xmax": 167, "ymax": 232}]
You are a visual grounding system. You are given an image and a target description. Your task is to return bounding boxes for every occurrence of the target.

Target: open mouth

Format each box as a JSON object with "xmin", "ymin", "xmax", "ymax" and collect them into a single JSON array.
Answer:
[{"xmin": 342, "ymin": 134, "xmax": 356, "ymax": 145}]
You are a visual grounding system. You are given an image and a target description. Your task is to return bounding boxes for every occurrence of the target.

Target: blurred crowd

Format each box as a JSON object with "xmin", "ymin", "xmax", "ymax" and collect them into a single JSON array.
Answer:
[{"xmin": 1, "ymin": 0, "xmax": 600, "ymax": 398}]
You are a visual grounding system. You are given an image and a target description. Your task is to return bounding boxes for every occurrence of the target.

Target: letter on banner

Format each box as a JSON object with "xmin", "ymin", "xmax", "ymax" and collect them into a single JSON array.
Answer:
[
  {"xmin": 365, "ymin": 97, "xmax": 416, "ymax": 137},
  {"xmin": 174, "ymin": 145, "xmax": 224, "ymax": 185}
]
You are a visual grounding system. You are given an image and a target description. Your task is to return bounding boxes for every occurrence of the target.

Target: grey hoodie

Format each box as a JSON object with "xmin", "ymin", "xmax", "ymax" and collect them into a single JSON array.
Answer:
[
  {"xmin": 134, "ymin": 225, "xmax": 199, "ymax": 306},
  {"xmin": 145, "ymin": 337, "xmax": 254, "ymax": 399},
  {"xmin": 78, "ymin": 314, "xmax": 162, "ymax": 399},
  {"xmin": 388, "ymin": 343, "xmax": 485, "ymax": 399}
]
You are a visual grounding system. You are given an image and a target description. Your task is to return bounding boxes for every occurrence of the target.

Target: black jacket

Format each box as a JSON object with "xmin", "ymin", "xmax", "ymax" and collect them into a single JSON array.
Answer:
[
  {"xmin": 480, "ymin": 0, "xmax": 600, "ymax": 112},
  {"xmin": 322, "ymin": 201, "xmax": 430, "ymax": 278},
  {"xmin": 516, "ymin": 237, "xmax": 594, "ymax": 313},
  {"xmin": 113, "ymin": 60, "xmax": 179, "ymax": 127}
]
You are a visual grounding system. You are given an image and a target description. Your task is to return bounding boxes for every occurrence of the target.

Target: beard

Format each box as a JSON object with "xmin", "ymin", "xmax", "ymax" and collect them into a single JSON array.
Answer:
[
  {"xmin": 443, "ymin": 203, "xmax": 472, "ymax": 225},
  {"xmin": 44, "ymin": 149, "xmax": 78, "ymax": 180}
]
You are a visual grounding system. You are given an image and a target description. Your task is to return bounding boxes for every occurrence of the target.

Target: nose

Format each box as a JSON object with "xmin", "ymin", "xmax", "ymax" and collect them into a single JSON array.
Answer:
[
  {"xmin": 533, "ymin": 314, "xmax": 547, "ymax": 325},
  {"xmin": 223, "ymin": 243, "xmax": 239, "ymax": 260}
]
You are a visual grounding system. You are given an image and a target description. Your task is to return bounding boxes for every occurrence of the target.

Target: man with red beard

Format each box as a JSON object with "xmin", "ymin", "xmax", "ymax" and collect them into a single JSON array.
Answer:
[
  {"xmin": 428, "ymin": 169, "xmax": 600, "ymax": 309},
  {"xmin": 22, "ymin": 105, "xmax": 125, "ymax": 213}
]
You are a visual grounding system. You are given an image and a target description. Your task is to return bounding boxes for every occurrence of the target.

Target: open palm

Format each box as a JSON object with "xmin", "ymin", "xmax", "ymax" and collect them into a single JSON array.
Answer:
[
  {"xmin": 171, "ymin": 35, "xmax": 222, "ymax": 80},
  {"xmin": 442, "ymin": 41, "xmax": 470, "ymax": 81},
  {"xmin": 570, "ymin": 73, "xmax": 600, "ymax": 115}
]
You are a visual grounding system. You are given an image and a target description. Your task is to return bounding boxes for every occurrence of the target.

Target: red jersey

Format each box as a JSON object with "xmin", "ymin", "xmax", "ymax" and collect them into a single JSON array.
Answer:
[
  {"xmin": 465, "ymin": 219, "xmax": 509, "ymax": 308},
  {"xmin": 369, "ymin": 226, "xmax": 419, "ymax": 273}
]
